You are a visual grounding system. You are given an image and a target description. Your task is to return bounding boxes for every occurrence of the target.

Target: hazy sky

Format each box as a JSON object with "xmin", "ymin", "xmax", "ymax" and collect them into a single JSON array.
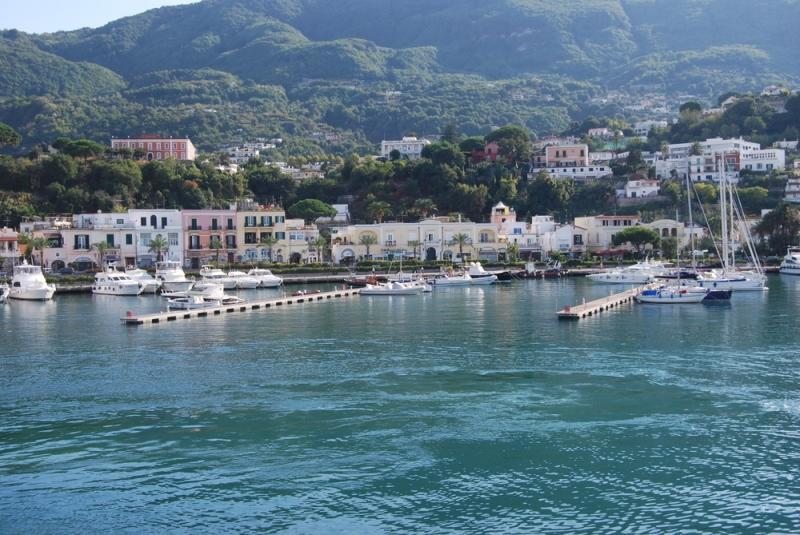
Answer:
[{"xmin": 0, "ymin": 0, "xmax": 198, "ymax": 33}]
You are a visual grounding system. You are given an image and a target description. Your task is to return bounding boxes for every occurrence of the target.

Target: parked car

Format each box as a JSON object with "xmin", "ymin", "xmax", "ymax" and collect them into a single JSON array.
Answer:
[{"xmin": 57, "ymin": 267, "xmax": 75, "ymax": 275}]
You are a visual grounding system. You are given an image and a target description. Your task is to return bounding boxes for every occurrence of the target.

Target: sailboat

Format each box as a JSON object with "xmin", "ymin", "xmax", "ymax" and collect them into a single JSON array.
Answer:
[{"xmin": 695, "ymin": 157, "xmax": 766, "ymax": 292}]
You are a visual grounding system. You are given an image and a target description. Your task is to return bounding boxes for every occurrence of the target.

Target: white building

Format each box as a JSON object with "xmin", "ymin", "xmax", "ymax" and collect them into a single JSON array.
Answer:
[
  {"xmin": 741, "ymin": 149, "xmax": 786, "ymax": 173},
  {"xmin": 633, "ymin": 120, "xmax": 668, "ymax": 137},
  {"xmin": 127, "ymin": 209, "xmax": 184, "ymax": 266},
  {"xmin": 380, "ymin": 136, "xmax": 431, "ymax": 160},
  {"xmin": 588, "ymin": 127, "xmax": 613, "ymax": 138},
  {"xmin": 785, "ymin": 178, "xmax": 800, "ymax": 203},
  {"xmin": 227, "ymin": 146, "xmax": 261, "ymax": 165},
  {"xmin": 774, "ymin": 140, "xmax": 798, "ymax": 150},
  {"xmin": 0, "ymin": 227, "xmax": 20, "ymax": 270},
  {"xmin": 111, "ymin": 136, "xmax": 196, "ymax": 161},
  {"xmin": 531, "ymin": 165, "xmax": 612, "ymax": 182},
  {"xmin": 574, "ymin": 215, "xmax": 641, "ymax": 252},
  {"xmin": 618, "ymin": 179, "xmax": 660, "ymax": 199}
]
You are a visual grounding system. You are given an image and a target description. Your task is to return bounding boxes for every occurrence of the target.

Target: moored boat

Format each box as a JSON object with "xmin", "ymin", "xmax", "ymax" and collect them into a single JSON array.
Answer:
[
  {"xmin": 200, "ymin": 265, "xmax": 237, "ymax": 289},
  {"xmin": 467, "ymin": 262, "xmax": 511, "ymax": 281},
  {"xmin": 0, "ymin": 283, "xmax": 9, "ymax": 303},
  {"xmin": 780, "ymin": 247, "xmax": 800, "ymax": 275},
  {"xmin": 125, "ymin": 267, "xmax": 161, "ymax": 293},
  {"xmin": 93, "ymin": 266, "xmax": 143, "ymax": 296},
  {"xmin": 227, "ymin": 270, "xmax": 259, "ymax": 289},
  {"xmin": 155, "ymin": 261, "xmax": 194, "ymax": 293},
  {"xmin": 9, "ymin": 262, "xmax": 56, "ymax": 301},
  {"xmin": 432, "ymin": 273, "xmax": 472, "ymax": 286},
  {"xmin": 635, "ymin": 286, "xmax": 708, "ymax": 304},
  {"xmin": 360, "ymin": 281, "xmax": 424, "ymax": 295},
  {"xmin": 247, "ymin": 268, "xmax": 283, "ymax": 287}
]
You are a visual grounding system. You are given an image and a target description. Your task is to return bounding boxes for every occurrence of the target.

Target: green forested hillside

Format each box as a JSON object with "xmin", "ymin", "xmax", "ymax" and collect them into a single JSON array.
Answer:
[{"xmin": 0, "ymin": 0, "xmax": 797, "ymax": 151}]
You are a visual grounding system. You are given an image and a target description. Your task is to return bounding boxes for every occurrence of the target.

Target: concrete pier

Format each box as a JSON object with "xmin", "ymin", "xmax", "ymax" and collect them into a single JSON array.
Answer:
[
  {"xmin": 121, "ymin": 288, "xmax": 360, "ymax": 326},
  {"xmin": 556, "ymin": 284, "xmax": 655, "ymax": 320}
]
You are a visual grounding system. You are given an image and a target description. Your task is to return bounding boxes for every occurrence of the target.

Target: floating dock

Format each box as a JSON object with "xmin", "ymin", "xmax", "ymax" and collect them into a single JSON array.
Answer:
[
  {"xmin": 556, "ymin": 284, "xmax": 654, "ymax": 320},
  {"xmin": 121, "ymin": 288, "xmax": 360, "ymax": 325}
]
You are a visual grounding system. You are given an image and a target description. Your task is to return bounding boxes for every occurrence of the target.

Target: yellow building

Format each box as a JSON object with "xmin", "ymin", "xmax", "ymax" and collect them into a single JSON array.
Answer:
[
  {"xmin": 235, "ymin": 201, "xmax": 319, "ymax": 263},
  {"xmin": 330, "ymin": 218, "xmax": 504, "ymax": 264}
]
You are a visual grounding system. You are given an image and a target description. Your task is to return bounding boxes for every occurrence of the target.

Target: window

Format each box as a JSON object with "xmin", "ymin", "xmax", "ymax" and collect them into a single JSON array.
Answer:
[
  {"xmin": 116, "ymin": 219, "xmax": 124, "ymax": 225},
  {"xmin": 226, "ymin": 235, "xmax": 236, "ymax": 248},
  {"xmin": 211, "ymin": 219, "xmax": 218, "ymax": 230},
  {"xmin": 624, "ymin": 220, "xmax": 632, "ymax": 227},
  {"xmin": 125, "ymin": 234, "xmax": 133, "ymax": 245},
  {"xmin": 161, "ymin": 217, "xmax": 168, "ymax": 229},
  {"xmin": 190, "ymin": 218, "xmax": 198, "ymax": 230},
  {"xmin": 427, "ymin": 233, "xmax": 434, "ymax": 242},
  {"xmin": 150, "ymin": 215, "xmax": 157, "ymax": 228},
  {"xmin": 275, "ymin": 216, "xmax": 285, "ymax": 224},
  {"xmin": 106, "ymin": 234, "xmax": 115, "ymax": 247},
  {"xmin": 140, "ymin": 217, "xmax": 147, "ymax": 227},
  {"xmin": 573, "ymin": 235, "xmax": 583, "ymax": 245},
  {"xmin": 261, "ymin": 216, "xmax": 273, "ymax": 227},
  {"xmin": 513, "ymin": 228, "xmax": 522, "ymax": 235},
  {"xmin": 602, "ymin": 220, "xmax": 609, "ymax": 227},
  {"xmin": 168, "ymin": 233, "xmax": 178, "ymax": 246},
  {"xmin": 140, "ymin": 233, "xmax": 151, "ymax": 246},
  {"xmin": 74, "ymin": 235, "xmax": 90, "ymax": 250},
  {"xmin": 275, "ymin": 232, "xmax": 286, "ymax": 240},
  {"xmin": 227, "ymin": 218, "xmax": 234, "ymax": 230},
  {"xmin": 245, "ymin": 216, "xmax": 257, "ymax": 227},
  {"xmin": 480, "ymin": 232, "xmax": 491, "ymax": 243},
  {"xmin": 613, "ymin": 220, "xmax": 620, "ymax": 226},
  {"xmin": 189, "ymin": 236, "xmax": 201, "ymax": 250},
  {"xmin": 244, "ymin": 232, "xmax": 257, "ymax": 244}
]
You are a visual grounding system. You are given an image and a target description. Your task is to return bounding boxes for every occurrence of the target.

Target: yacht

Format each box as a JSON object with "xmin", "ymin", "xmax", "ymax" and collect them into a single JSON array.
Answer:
[
  {"xmin": 780, "ymin": 247, "xmax": 800, "ymax": 275},
  {"xmin": 161, "ymin": 281, "xmax": 225, "ymax": 300},
  {"xmin": 199, "ymin": 266, "xmax": 237, "ymax": 289},
  {"xmin": 9, "ymin": 262, "xmax": 56, "ymax": 301},
  {"xmin": 247, "ymin": 268, "xmax": 283, "ymax": 288},
  {"xmin": 0, "ymin": 283, "xmax": 9, "ymax": 303},
  {"xmin": 695, "ymin": 269, "xmax": 767, "ymax": 291},
  {"xmin": 635, "ymin": 286, "xmax": 709, "ymax": 304},
  {"xmin": 587, "ymin": 260, "xmax": 666, "ymax": 284},
  {"xmin": 93, "ymin": 266, "xmax": 143, "ymax": 296},
  {"xmin": 125, "ymin": 267, "xmax": 161, "ymax": 294},
  {"xmin": 467, "ymin": 262, "xmax": 512, "ymax": 281},
  {"xmin": 433, "ymin": 273, "xmax": 472, "ymax": 286},
  {"xmin": 360, "ymin": 281, "xmax": 424, "ymax": 295},
  {"xmin": 155, "ymin": 261, "xmax": 194, "ymax": 293},
  {"xmin": 227, "ymin": 270, "xmax": 259, "ymax": 289}
]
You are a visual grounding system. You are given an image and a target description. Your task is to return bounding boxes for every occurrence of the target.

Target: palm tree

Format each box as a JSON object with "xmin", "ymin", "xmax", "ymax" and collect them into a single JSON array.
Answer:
[
  {"xmin": 507, "ymin": 242, "xmax": 520, "ymax": 263},
  {"xmin": 359, "ymin": 234, "xmax": 377, "ymax": 259},
  {"xmin": 28, "ymin": 237, "xmax": 50, "ymax": 268},
  {"xmin": 259, "ymin": 235, "xmax": 279, "ymax": 263},
  {"xmin": 412, "ymin": 198, "xmax": 437, "ymax": 219},
  {"xmin": 92, "ymin": 241, "xmax": 111, "ymax": 270},
  {"xmin": 148, "ymin": 235, "xmax": 169, "ymax": 263},
  {"xmin": 450, "ymin": 233, "xmax": 472, "ymax": 263},
  {"xmin": 311, "ymin": 235, "xmax": 328, "ymax": 264},
  {"xmin": 209, "ymin": 237, "xmax": 223, "ymax": 267},
  {"xmin": 755, "ymin": 203, "xmax": 800, "ymax": 255},
  {"xmin": 366, "ymin": 201, "xmax": 392, "ymax": 223},
  {"xmin": 408, "ymin": 240, "xmax": 421, "ymax": 260}
]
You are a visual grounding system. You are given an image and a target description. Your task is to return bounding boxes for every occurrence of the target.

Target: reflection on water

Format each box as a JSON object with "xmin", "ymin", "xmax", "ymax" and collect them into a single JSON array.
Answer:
[{"xmin": 0, "ymin": 276, "xmax": 798, "ymax": 532}]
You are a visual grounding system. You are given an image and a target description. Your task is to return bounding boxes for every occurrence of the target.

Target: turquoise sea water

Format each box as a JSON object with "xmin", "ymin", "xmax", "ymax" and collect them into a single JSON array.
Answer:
[{"xmin": 1, "ymin": 277, "xmax": 800, "ymax": 533}]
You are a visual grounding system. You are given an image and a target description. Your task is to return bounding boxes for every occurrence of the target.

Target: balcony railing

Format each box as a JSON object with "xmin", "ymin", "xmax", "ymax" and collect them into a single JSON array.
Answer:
[
  {"xmin": 188, "ymin": 225, "xmax": 203, "ymax": 231},
  {"xmin": 384, "ymin": 241, "xmax": 396, "ymax": 247}
]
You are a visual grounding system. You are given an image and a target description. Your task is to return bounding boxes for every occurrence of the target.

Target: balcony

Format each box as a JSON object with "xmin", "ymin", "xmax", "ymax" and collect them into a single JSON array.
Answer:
[
  {"xmin": 384, "ymin": 241, "xmax": 396, "ymax": 247},
  {"xmin": 188, "ymin": 225, "xmax": 203, "ymax": 231}
]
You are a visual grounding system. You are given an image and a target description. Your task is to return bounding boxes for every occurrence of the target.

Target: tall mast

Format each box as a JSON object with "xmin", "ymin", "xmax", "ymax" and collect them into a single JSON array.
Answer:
[
  {"xmin": 686, "ymin": 174, "xmax": 696, "ymax": 270},
  {"xmin": 718, "ymin": 152, "xmax": 729, "ymax": 271},
  {"xmin": 728, "ymin": 156, "xmax": 737, "ymax": 270}
]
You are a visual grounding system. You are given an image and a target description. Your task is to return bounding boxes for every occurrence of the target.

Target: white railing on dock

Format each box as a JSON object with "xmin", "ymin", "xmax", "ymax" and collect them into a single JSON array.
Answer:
[{"xmin": 121, "ymin": 289, "xmax": 360, "ymax": 326}]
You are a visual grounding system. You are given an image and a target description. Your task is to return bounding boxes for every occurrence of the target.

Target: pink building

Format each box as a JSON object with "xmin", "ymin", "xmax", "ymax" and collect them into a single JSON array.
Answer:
[
  {"xmin": 182, "ymin": 209, "xmax": 238, "ymax": 268},
  {"xmin": 545, "ymin": 144, "xmax": 589, "ymax": 168},
  {"xmin": 111, "ymin": 135, "xmax": 197, "ymax": 161}
]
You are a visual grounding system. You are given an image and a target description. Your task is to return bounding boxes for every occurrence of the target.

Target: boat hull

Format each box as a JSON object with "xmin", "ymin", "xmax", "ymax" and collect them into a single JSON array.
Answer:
[
  {"xmin": 162, "ymin": 280, "xmax": 194, "ymax": 293},
  {"xmin": 10, "ymin": 286, "xmax": 56, "ymax": 300},
  {"xmin": 93, "ymin": 284, "xmax": 143, "ymax": 296}
]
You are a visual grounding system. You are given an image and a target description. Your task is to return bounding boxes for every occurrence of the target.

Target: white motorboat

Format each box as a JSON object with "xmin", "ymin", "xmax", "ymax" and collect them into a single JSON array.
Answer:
[
  {"xmin": 695, "ymin": 269, "xmax": 767, "ymax": 292},
  {"xmin": 433, "ymin": 273, "xmax": 472, "ymax": 286},
  {"xmin": 227, "ymin": 270, "xmax": 259, "ymax": 289},
  {"xmin": 200, "ymin": 265, "xmax": 237, "ymax": 289},
  {"xmin": 155, "ymin": 261, "xmax": 194, "ymax": 292},
  {"xmin": 467, "ymin": 262, "xmax": 512, "ymax": 281},
  {"xmin": 247, "ymin": 268, "xmax": 283, "ymax": 288},
  {"xmin": 9, "ymin": 262, "xmax": 56, "ymax": 301},
  {"xmin": 0, "ymin": 283, "xmax": 9, "ymax": 303},
  {"xmin": 469, "ymin": 273, "xmax": 497, "ymax": 285},
  {"xmin": 780, "ymin": 247, "xmax": 800, "ymax": 275},
  {"xmin": 167, "ymin": 293, "xmax": 244, "ymax": 310},
  {"xmin": 93, "ymin": 266, "xmax": 144, "ymax": 296},
  {"xmin": 635, "ymin": 286, "xmax": 708, "ymax": 304},
  {"xmin": 125, "ymin": 267, "xmax": 161, "ymax": 293},
  {"xmin": 161, "ymin": 281, "xmax": 225, "ymax": 300},
  {"xmin": 587, "ymin": 260, "xmax": 666, "ymax": 284},
  {"xmin": 360, "ymin": 281, "xmax": 424, "ymax": 295}
]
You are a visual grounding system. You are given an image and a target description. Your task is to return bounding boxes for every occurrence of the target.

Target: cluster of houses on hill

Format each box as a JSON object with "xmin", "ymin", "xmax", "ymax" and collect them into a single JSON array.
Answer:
[{"xmin": 4, "ymin": 201, "xmax": 717, "ymax": 273}]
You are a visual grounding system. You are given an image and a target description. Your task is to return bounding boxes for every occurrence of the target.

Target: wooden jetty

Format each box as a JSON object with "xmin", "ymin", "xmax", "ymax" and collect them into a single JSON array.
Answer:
[
  {"xmin": 121, "ymin": 288, "xmax": 360, "ymax": 326},
  {"xmin": 556, "ymin": 284, "xmax": 655, "ymax": 320}
]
